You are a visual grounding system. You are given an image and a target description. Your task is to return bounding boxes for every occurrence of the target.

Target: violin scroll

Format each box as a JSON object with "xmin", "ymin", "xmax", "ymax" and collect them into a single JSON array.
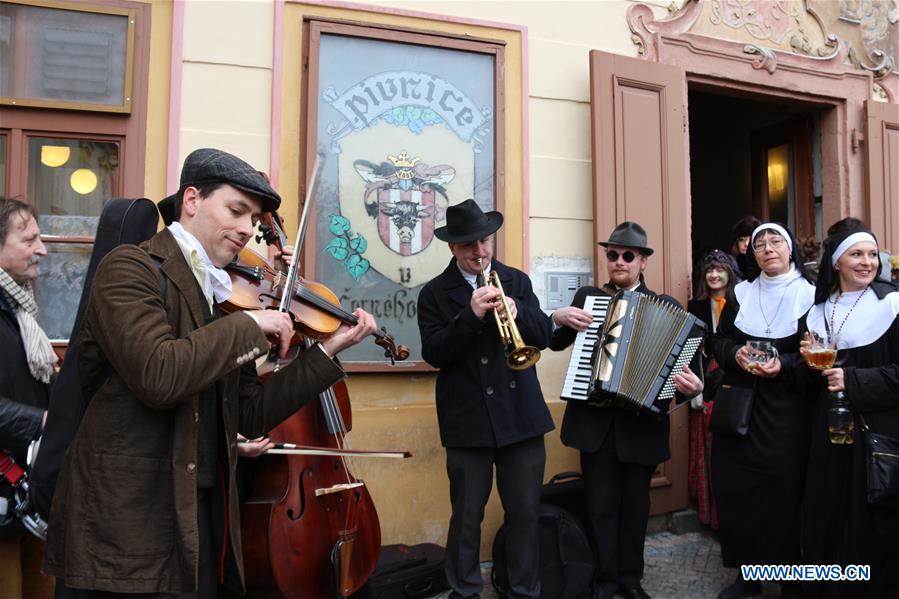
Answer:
[{"xmin": 374, "ymin": 328, "xmax": 410, "ymax": 365}]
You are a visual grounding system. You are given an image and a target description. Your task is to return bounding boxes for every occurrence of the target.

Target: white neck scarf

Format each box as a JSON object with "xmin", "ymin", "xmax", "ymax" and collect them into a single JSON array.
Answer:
[
  {"xmin": 807, "ymin": 289, "xmax": 899, "ymax": 349},
  {"xmin": 168, "ymin": 222, "xmax": 233, "ymax": 307},
  {"xmin": 0, "ymin": 267, "xmax": 57, "ymax": 383},
  {"xmin": 734, "ymin": 265, "xmax": 815, "ymax": 338}
]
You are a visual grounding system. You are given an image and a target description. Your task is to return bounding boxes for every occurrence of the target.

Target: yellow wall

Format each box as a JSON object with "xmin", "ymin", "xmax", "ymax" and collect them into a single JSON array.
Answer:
[
  {"xmin": 178, "ymin": 0, "xmax": 275, "ymax": 176},
  {"xmin": 141, "ymin": 0, "xmax": 174, "ymax": 204}
]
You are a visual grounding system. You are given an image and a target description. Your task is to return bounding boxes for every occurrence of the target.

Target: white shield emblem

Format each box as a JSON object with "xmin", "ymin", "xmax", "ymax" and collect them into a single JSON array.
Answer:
[{"xmin": 377, "ymin": 189, "xmax": 435, "ymax": 256}]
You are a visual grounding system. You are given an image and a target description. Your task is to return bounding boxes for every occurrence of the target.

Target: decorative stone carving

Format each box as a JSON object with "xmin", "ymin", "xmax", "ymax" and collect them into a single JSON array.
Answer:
[
  {"xmin": 628, "ymin": 1, "xmax": 850, "ymax": 72},
  {"xmin": 743, "ymin": 43, "xmax": 779, "ymax": 72},
  {"xmin": 710, "ymin": 1, "xmax": 797, "ymax": 44},
  {"xmin": 699, "ymin": 0, "xmax": 833, "ymax": 57},
  {"xmin": 809, "ymin": 0, "xmax": 899, "ymax": 75},
  {"xmin": 628, "ymin": 0, "xmax": 704, "ymax": 59},
  {"xmin": 629, "ymin": 0, "xmax": 898, "ymax": 83}
]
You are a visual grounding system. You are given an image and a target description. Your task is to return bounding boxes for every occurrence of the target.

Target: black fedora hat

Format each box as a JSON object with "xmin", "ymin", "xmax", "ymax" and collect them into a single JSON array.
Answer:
[
  {"xmin": 434, "ymin": 199, "xmax": 503, "ymax": 243},
  {"xmin": 598, "ymin": 221, "xmax": 654, "ymax": 256},
  {"xmin": 158, "ymin": 148, "xmax": 281, "ymax": 225}
]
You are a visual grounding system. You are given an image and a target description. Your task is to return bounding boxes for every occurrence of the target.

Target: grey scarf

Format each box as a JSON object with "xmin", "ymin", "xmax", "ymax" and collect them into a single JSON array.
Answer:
[{"xmin": 0, "ymin": 267, "xmax": 57, "ymax": 384}]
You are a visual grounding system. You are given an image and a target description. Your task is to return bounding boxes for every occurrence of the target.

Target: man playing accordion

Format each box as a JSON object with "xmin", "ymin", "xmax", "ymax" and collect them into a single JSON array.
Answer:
[{"xmin": 550, "ymin": 221, "xmax": 703, "ymax": 599}]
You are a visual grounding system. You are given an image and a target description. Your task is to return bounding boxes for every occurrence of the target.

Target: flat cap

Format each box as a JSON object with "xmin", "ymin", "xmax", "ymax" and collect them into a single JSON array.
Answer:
[{"xmin": 158, "ymin": 148, "xmax": 281, "ymax": 225}]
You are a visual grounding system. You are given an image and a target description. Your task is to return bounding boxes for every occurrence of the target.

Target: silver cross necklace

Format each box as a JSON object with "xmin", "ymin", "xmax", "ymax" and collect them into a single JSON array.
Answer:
[{"xmin": 757, "ymin": 277, "xmax": 798, "ymax": 336}]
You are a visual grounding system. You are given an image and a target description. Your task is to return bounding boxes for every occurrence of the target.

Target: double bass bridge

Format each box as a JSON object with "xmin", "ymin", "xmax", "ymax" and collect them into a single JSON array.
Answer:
[{"xmin": 315, "ymin": 481, "xmax": 365, "ymax": 497}]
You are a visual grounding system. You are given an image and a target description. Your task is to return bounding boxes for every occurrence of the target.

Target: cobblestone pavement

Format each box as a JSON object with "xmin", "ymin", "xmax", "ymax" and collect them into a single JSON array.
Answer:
[
  {"xmin": 430, "ymin": 529, "xmax": 785, "ymax": 599},
  {"xmin": 641, "ymin": 531, "xmax": 780, "ymax": 598}
]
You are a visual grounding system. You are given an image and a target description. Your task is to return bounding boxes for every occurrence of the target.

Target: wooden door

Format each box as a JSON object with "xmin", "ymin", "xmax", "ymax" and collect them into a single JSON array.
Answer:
[
  {"xmin": 589, "ymin": 50, "xmax": 690, "ymax": 514},
  {"xmin": 750, "ymin": 118, "xmax": 815, "ymax": 239},
  {"xmin": 865, "ymin": 100, "xmax": 899, "ymax": 253}
]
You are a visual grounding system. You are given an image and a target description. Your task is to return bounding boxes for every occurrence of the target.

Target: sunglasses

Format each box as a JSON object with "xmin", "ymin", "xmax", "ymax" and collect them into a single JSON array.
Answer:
[{"xmin": 606, "ymin": 250, "xmax": 637, "ymax": 263}]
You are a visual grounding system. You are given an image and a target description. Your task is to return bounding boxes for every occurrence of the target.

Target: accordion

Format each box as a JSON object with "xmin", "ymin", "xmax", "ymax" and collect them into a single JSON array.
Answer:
[{"xmin": 582, "ymin": 290, "xmax": 704, "ymax": 416}]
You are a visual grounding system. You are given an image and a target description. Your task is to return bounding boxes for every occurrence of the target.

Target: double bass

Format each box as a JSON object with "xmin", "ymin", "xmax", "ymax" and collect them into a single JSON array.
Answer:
[
  {"xmin": 235, "ymin": 166, "xmax": 408, "ymax": 598},
  {"xmin": 238, "ymin": 368, "xmax": 382, "ymax": 599}
]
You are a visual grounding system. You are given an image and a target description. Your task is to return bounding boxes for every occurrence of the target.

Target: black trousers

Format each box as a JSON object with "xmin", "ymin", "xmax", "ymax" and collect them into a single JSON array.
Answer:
[
  {"xmin": 444, "ymin": 436, "xmax": 545, "ymax": 599},
  {"xmin": 580, "ymin": 428, "xmax": 654, "ymax": 588},
  {"xmin": 55, "ymin": 488, "xmax": 218, "ymax": 599}
]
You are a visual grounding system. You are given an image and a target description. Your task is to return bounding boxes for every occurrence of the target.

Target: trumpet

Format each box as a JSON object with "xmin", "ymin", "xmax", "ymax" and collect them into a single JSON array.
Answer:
[{"xmin": 477, "ymin": 258, "xmax": 541, "ymax": 370}]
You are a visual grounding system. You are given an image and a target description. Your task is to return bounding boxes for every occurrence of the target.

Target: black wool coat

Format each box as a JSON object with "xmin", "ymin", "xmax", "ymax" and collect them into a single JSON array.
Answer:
[
  {"xmin": 0, "ymin": 292, "xmax": 50, "ymax": 463},
  {"xmin": 417, "ymin": 258, "xmax": 554, "ymax": 448},
  {"xmin": 552, "ymin": 281, "xmax": 693, "ymax": 466}
]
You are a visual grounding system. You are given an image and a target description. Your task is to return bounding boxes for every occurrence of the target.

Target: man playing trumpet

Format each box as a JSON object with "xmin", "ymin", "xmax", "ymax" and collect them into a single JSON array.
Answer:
[{"xmin": 417, "ymin": 199, "xmax": 554, "ymax": 599}]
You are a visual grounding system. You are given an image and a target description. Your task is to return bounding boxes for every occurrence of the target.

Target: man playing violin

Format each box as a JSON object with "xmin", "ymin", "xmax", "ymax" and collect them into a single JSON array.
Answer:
[
  {"xmin": 44, "ymin": 148, "xmax": 377, "ymax": 598},
  {"xmin": 417, "ymin": 199, "xmax": 554, "ymax": 599}
]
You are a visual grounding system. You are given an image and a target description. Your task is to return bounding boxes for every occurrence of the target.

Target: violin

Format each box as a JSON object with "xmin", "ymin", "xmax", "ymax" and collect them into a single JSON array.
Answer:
[{"xmin": 222, "ymin": 214, "xmax": 409, "ymax": 364}]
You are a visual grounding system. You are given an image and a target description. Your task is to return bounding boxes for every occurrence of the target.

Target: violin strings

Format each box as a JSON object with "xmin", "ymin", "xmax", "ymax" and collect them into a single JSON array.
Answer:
[{"xmin": 249, "ymin": 262, "xmax": 388, "ymax": 342}]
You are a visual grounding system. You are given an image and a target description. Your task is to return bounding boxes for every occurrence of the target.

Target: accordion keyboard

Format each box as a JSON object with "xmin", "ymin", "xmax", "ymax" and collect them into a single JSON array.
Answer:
[{"xmin": 561, "ymin": 295, "xmax": 611, "ymax": 401}]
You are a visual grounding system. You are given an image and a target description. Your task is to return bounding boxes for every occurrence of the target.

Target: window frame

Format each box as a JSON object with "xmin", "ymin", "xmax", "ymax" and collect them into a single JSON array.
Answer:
[
  {"xmin": 0, "ymin": 0, "xmax": 150, "ymax": 344},
  {"xmin": 0, "ymin": 0, "xmax": 137, "ymax": 113},
  {"xmin": 300, "ymin": 17, "xmax": 507, "ymax": 371}
]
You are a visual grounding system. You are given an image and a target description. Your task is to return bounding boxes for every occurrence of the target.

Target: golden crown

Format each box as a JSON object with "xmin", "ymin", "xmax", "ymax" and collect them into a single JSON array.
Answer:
[{"xmin": 388, "ymin": 151, "xmax": 420, "ymax": 168}]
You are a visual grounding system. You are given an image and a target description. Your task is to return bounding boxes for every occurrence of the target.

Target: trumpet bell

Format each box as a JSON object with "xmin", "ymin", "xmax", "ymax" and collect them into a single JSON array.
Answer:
[{"xmin": 508, "ymin": 345, "xmax": 541, "ymax": 370}]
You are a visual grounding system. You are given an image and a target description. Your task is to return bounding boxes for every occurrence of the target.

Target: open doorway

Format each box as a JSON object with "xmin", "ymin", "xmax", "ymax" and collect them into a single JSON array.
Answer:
[{"xmin": 688, "ymin": 89, "xmax": 827, "ymax": 285}]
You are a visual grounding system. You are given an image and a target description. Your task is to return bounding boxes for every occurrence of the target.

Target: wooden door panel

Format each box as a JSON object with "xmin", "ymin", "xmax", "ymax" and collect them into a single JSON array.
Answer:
[
  {"xmin": 589, "ymin": 50, "xmax": 690, "ymax": 515},
  {"xmin": 865, "ymin": 100, "xmax": 899, "ymax": 253}
]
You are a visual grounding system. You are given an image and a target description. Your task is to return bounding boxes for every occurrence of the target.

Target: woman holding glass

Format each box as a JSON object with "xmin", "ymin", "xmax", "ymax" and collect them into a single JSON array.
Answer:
[
  {"xmin": 687, "ymin": 250, "xmax": 741, "ymax": 530},
  {"xmin": 799, "ymin": 226, "xmax": 899, "ymax": 598},
  {"xmin": 708, "ymin": 223, "xmax": 815, "ymax": 599}
]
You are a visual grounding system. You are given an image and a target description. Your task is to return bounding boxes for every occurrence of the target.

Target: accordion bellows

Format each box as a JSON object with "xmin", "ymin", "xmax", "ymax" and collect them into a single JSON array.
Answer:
[
  {"xmin": 561, "ymin": 291, "xmax": 704, "ymax": 416},
  {"xmin": 594, "ymin": 290, "xmax": 704, "ymax": 415}
]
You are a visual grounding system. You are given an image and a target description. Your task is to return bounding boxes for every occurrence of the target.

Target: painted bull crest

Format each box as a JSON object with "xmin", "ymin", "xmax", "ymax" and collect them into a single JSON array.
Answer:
[{"xmin": 353, "ymin": 151, "xmax": 456, "ymax": 256}]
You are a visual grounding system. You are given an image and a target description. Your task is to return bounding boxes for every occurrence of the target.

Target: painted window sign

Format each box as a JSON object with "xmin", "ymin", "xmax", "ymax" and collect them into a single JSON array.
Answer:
[{"xmin": 313, "ymin": 31, "xmax": 498, "ymax": 365}]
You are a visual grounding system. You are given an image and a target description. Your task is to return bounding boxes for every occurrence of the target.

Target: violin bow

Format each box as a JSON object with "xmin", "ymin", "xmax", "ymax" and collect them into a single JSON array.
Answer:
[
  {"xmin": 239, "ymin": 439, "xmax": 411, "ymax": 460},
  {"xmin": 278, "ymin": 153, "xmax": 324, "ymax": 314}
]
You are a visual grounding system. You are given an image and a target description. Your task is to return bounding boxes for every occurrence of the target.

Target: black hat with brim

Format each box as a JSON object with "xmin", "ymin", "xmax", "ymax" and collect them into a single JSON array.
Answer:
[
  {"xmin": 434, "ymin": 198, "xmax": 503, "ymax": 244},
  {"xmin": 598, "ymin": 221, "xmax": 654, "ymax": 256},
  {"xmin": 158, "ymin": 148, "xmax": 281, "ymax": 226}
]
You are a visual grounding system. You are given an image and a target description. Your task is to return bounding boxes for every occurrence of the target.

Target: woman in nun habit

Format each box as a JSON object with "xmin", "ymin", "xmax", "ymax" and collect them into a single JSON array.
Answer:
[
  {"xmin": 708, "ymin": 223, "xmax": 816, "ymax": 599},
  {"xmin": 798, "ymin": 225, "xmax": 899, "ymax": 598}
]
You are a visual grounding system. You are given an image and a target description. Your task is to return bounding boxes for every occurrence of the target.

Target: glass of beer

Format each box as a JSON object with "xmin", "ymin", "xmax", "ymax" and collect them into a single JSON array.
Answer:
[{"xmin": 805, "ymin": 333, "xmax": 838, "ymax": 371}]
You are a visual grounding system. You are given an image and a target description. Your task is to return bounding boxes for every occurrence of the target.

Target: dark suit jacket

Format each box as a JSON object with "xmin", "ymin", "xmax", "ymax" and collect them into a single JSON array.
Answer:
[
  {"xmin": 552, "ymin": 281, "xmax": 693, "ymax": 466},
  {"xmin": 687, "ymin": 298, "xmax": 714, "ymax": 333},
  {"xmin": 417, "ymin": 258, "xmax": 554, "ymax": 448}
]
